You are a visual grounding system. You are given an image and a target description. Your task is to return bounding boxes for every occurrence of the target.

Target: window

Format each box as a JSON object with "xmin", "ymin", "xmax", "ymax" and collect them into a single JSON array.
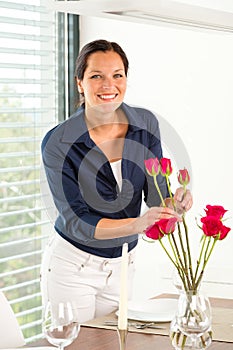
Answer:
[{"xmin": 0, "ymin": 0, "xmax": 62, "ymax": 342}]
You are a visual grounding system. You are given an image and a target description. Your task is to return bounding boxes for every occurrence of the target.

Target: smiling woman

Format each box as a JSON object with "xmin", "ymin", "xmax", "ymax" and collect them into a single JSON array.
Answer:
[
  {"xmin": 76, "ymin": 8, "xmax": 233, "ymax": 300},
  {"xmin": 40, "ymin": 38, "xmax": 193, "ymax": 324}
]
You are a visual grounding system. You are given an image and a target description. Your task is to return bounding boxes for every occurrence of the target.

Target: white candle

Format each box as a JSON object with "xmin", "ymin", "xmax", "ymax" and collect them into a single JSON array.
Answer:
[{"xmin": 118, "ymin": 242, "xmax": 128, "ymax": 330}]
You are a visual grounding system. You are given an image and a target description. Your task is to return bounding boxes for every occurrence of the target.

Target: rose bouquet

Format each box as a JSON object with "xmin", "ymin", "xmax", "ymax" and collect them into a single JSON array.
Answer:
[
  {"xmin": 144, "ymin": 157, "xmax": 231, "ymax": 293},
  {"xmin": 144, "ymin": 157, "xmax": 231, "ymax": 349}
]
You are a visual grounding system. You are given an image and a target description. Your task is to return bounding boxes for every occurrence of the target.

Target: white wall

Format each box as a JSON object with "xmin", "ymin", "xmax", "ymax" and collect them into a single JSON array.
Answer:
[{"xmin": 79, "ymin": 11, "xmax": 233, "ymax": 299}]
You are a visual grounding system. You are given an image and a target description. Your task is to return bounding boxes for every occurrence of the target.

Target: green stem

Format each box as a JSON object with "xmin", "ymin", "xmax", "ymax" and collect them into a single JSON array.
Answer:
[
  {"xmin": 168, "ymin": 234, "xmax": 179, "ymax": 263},
  {"xmin": 195, "ymin": 237, "xmax": 217, "ymax": 289},
  {"xmin": 182, "ymin": 215, "xmax": 194, "ymax": 287},
  {"xmin": 170, "ymin": 233, "xmax": 190, "ymax": 290},
  {"xmin": 203, "ymin": 237, "xmax": 211, "ymax": 260},
  {"xmin": 167, "ymin": 235, "xmax": 186, "ymax": 288},
  {"xmin": 165, "ymin": 175, "xmax": 175, "ymax": 208},
  {"xmin": 193, "ymin": 235, "xmax": 207, "ymax": 289},
  {"xmin": 205, "ymin": 237, "xmax": 218, "ymax": 263},
  {"xmin": 153, "ymin": 175, "xmax": 166, "ymax": 207},
  {"xmin": 159, "ymin": 238, "xmax": 179, "ymax": 269},
  {"xmin": 181, "ymin": 334, "xmax": 187, "ymax": 350},
  {"xmin": 175, "ymin": 184, "xmax": 189, "ymax": 279},
  {"xmin": 176, "ymin": 222, "xmax": 191, "ymax": 289}
]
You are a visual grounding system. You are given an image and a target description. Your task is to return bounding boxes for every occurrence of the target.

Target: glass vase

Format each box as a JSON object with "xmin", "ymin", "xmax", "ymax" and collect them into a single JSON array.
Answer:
[{"xmin": 170, "ymin": 291, "xmax": 212, "ymax": 350}]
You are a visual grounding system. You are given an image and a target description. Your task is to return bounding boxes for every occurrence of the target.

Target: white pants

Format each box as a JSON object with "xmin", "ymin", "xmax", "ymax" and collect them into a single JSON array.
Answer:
[{"xmin": 40, "ymin": 233, "xmax": 136, "ymax": 323}]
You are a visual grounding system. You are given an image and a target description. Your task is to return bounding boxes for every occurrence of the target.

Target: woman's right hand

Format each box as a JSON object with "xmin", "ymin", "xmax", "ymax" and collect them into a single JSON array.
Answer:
[
  {"xmin": 95, "ymin": 206, "xmax": 181, "ymax": 240},
  {"xmin": 134, "ymin": 206, "xmax": 182, "ymax": 234}
]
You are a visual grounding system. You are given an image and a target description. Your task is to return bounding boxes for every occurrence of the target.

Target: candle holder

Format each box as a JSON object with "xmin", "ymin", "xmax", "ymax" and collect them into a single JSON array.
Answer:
[{"xmin": 117, "ymin": 328, "xmax": 128, "ymax": 350}]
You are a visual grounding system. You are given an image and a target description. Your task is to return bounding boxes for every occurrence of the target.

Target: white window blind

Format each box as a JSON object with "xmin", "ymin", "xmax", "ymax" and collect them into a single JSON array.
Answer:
[{"xmin": 0, "ymin": 0, "xmax": 60, "ymax": 342}]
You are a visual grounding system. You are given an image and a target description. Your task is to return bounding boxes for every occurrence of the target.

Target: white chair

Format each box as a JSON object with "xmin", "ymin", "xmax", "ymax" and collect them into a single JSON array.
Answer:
[{"xmin": 0, "ymin": 290, "xmax": 25, "ymax": 348}]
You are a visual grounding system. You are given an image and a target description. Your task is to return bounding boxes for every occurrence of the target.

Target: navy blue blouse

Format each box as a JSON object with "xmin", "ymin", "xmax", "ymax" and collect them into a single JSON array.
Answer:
[{"xmin": 41, "ymin": 103, "xmax": 169, "ymax": 257}]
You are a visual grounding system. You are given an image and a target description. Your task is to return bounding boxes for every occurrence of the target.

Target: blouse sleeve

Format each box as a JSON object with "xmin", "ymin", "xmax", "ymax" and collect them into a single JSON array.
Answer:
[{"xmin": 41, "ymin": 127, "xmax": 102, "ymax": 244}]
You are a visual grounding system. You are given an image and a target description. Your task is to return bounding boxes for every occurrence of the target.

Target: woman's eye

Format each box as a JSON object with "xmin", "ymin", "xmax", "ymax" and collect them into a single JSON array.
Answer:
[
  {"xmin": 114, "ymin": 73, "xmax": 123, "ymax": 78},
  {"xmin": 90, "ymin": 74, "xmax": 101, "ymax": 79}
]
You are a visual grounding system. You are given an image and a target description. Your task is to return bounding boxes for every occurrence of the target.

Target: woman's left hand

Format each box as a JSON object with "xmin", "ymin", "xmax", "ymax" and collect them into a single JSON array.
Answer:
[{"xmin": 174, "ymin": 187, "xmax": 193, "ymax": 213}]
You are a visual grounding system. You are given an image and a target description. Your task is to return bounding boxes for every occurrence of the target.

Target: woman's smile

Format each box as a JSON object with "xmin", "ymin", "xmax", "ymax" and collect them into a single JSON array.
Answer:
[{"xmin": 97, "ymin": 93, "xmax": 118, "ymax": 101}]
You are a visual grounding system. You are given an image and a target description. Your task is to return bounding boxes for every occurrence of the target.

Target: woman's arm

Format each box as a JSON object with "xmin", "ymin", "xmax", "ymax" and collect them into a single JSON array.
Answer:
[
  {"xmin": 95, "ymin": 186, "xmax": 193, "ymax": 240},
  {"xmin": 95, "ymin": 206, "xmax": 182, "ymax": 239}
]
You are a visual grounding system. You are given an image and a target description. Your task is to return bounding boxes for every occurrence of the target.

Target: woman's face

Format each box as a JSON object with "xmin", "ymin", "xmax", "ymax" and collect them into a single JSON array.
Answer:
[{"xmin": 76, "ymin": 50, "xmax": 127, "ymax": 114}]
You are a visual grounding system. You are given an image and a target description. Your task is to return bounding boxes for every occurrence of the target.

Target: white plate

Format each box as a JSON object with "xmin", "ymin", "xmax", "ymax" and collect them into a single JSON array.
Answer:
[{"xmin": 116, "ymin": 298, "xmax": 177, "ymax": 322}]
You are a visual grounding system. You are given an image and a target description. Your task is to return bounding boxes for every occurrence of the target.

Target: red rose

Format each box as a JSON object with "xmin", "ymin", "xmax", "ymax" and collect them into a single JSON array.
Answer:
[
  {"xmin": 145, "ymin": 217, "xmax": 178, "ymax": 240},
  {"xmin": 158, "ymin": 217, "xmax": 178, "ymax": 234},
  {"xmin": 201, "ymin": 216, "xmax": 231, "ymax": 240},
  {"xmin": 144, "ymin": 158, "xmax": 160, "ymax": 176},
  {"xmin": 204, "ymin": 205, "xmax": 227, "ymax": 219},
  {"xmin": 178, "ymin": 168, "xmax": 190, "ymax": 186},
  {"xmin": 218, "ymin": 224, "xmax": 231, "ymax": 240},
  {"xmin": 145, "ymin": 223, "xmax": 164, "ymax": 240},
  {"xmin": 201, "ymin": 216, "xmax": 222, "ymax": 237},
  {"xmin": 160, "ymin": 158, "xmax": 172, "ymax": 176}
]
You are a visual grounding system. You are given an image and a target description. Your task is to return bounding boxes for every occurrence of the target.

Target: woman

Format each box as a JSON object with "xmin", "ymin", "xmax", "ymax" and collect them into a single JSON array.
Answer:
[{"xmin": 40, "ymin": 39, "xmax": 192, "ymax": 322}]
